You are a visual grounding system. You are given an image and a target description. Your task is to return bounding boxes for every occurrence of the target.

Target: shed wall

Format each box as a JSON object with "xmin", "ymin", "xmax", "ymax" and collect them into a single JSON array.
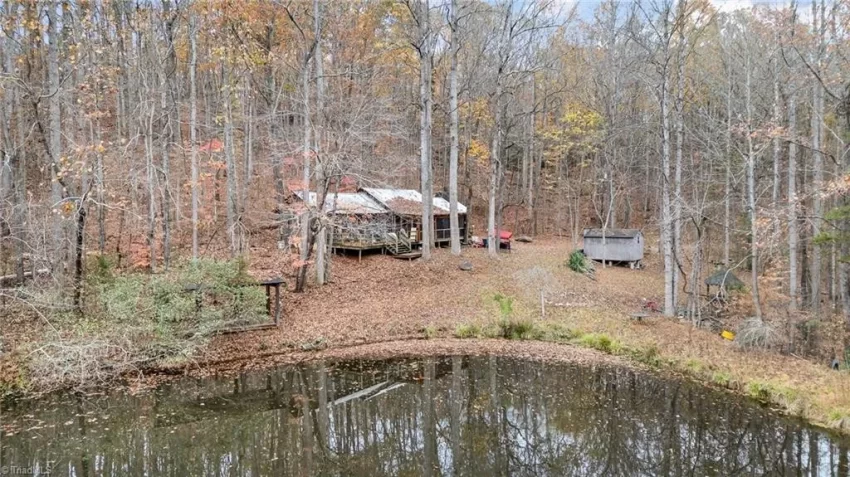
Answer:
[{"xmin": 583, "ymin": 236, "xmax": 643, "ymax": 262}]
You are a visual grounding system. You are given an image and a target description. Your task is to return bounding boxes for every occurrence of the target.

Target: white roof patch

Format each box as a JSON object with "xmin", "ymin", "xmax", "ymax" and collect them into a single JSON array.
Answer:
[{"xmin": 362, "ymin": 188, "xmax": 468, "ymax": 215}]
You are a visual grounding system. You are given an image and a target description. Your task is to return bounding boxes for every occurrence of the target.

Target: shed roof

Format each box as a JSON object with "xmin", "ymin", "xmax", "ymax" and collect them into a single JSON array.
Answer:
[
  {"xmin": 705, "ymin": 270, "xmax": 745, "ymax": 288},
  {"xmin": 583, "ymin": 228, "xmax": 642, "ymax": 239},
  {"xmin": 294, "ymin": 191, "xmax": 389, "ymax": 215},
  {"xmin": 361, "ymin": 188, "xmax": 468, "ymax": 216}
]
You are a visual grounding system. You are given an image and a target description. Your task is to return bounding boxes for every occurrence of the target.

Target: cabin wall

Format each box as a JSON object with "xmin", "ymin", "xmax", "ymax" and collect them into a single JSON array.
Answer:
[{"xmin": 583, "ymin": 236, "xmax": 643, "ymax": 262}]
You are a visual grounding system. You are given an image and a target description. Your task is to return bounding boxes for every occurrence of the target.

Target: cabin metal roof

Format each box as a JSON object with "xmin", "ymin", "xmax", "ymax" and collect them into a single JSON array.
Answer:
[
  {"xmin": 361, "ymin": 188, "xmax": 468, "ymax": 216},
  {"xmin": 582, "ymin": 228, "xmax": 642, "ymax": 239},
  {"xmin": 294, "ymin": 191, "xmax": 388, "ymax": 215}
]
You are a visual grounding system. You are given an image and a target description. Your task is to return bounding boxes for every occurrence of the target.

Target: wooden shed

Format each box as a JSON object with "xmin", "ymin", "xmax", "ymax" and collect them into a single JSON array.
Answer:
[
  {"xmin": 705, "ymin": 269, "xmax": 744, "ymax": 296},
  {"xmin": 582, "ymin": 228, "xmax": 644, "ymax": 267}
]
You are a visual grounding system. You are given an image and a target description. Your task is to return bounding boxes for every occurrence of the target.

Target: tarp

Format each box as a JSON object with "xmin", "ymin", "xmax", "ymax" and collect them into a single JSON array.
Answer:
[{"xmin": 499, "ymin": 230, "xmax": 513, "ymax": 241}]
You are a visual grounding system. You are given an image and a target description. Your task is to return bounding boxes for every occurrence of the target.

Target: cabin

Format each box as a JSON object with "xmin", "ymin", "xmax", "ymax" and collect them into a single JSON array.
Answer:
[
  {"xmin": 582, "ymin": 228, "xmax": 644, "ymax": 267},
  {"xmin": 294, "ymin": 191, "xmax": 397, "ymax": 255},
  {"xmin": 360, "ymin": 188, "xmax": 469, "ymax": 247},
  {"xmin": 293, "ymin": 188, "xmax": 469, "ymax": 257}
]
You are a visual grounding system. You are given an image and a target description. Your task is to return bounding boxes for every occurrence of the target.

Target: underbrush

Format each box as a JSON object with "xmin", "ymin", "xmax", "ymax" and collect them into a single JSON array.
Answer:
[{"xmin": 23, "ymin": 257, "xmax": 267, "ymax": 392}]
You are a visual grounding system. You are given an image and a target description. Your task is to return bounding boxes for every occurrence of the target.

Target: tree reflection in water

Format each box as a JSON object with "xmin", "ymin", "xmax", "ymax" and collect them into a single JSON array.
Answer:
[{"xmin": 2, "ymin": 356, "xmax": 849, "ymax": 476}]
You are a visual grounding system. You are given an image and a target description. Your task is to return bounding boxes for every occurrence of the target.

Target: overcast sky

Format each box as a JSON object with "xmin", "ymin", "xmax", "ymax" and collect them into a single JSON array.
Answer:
[{"xmin": 565, "ymin": 0, "xmax": 813, "ymax": 20}]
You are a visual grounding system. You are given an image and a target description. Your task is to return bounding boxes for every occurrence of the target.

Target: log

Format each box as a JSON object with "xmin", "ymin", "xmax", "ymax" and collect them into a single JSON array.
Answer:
[{"xmin": 0, "ymin": 268, "xmax": 50, "ymax": 287}]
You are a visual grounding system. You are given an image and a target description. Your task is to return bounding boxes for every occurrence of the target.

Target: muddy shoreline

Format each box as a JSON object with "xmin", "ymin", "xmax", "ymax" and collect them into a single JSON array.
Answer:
[{"xmin": 124, "ymin": 337, "xmax": 627, "ymax": 391}]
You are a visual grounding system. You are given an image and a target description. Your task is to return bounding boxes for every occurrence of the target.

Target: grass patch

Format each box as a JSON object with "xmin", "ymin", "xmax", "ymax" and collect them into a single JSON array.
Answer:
[
  {"xmin": 535, "ymin": 322, "xmax": 579, "ymax": 342},
  {"xmin": 828, "ymin": 409, "xmax": 850, "ymax": 430},
  {"xmin": 629, "ymin": 345, "xmax": 664, "ymax": 367},
  {"xmin": 423, "ymin": 324, "xmax": 437, "ymax": 339},
  {"xmin": 496, "ymin": 318, "xmax": 536, "ymax": 340},
  {"xmin": 684, "ymin": 359, "xmax": 704, "ymax": 374},
  {"xmin": 575, "ymin": 333, "xmax": 621, "ymax": 354},
  {"xmin": 746, "ymin": 380, "xmax": 774, "ymax": 403},
  {"xmin": 711, "ymin": 371, "xmax": 733, "ymax": 387},
  {"xmin": 493, "ymin": 293, "xmax": 514, "ymax": 318},
  {"xmin": 454, "ymin": 323, "xmax": 482, "ymax": 338}
]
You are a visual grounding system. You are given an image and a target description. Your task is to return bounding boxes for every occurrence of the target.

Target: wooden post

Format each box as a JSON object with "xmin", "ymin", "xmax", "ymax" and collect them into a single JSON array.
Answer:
[
  {"xmin": 274, "ymin": 284, "xmax": 281, "ymax": 325},
  {"xmin": 260, "ymin": 278, "xmax": 285, "ymax": 326}
]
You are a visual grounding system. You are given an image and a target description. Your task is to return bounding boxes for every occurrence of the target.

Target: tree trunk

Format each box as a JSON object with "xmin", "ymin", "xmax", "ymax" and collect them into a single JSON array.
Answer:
[
  {"xmin": 144, "ymin": 91, "xmax": 157, "ymax": 272},
  {"xmin": 771, "ymin": 42, "xmax": 782, "ymax": 235},
  {"xmin": 673, "ymin": 31, "xmax": 686, "ymax": 307},
  {"xmin": 314, "ymin": 0, "xmax": 328, "ymax": 285},
  {"xmin": 810, "ymin": 0, "xmax": 824, "ymax": 314},
  {"xmin": 488, "ymin": 83, "xmax": 501, "ymax": 259},
  {"xmin": 788, "ymin": 92, "xmax": 798, "ymax": 314},
  {"xmin": 661, "ymin": 52, "xmax": 674, "ymax": 316},
  {"xmin": 724, "ymin": 69, "xmax": 732, "ymax": 267},
  {"xmin": 296, "ymin": 48, "xmax": 312, "ymax": 292},
  {"xmin": 47, "ymin": 3, "xmax": 64, "ymax": 273},
  {"xmin": 224, "ymin": 65, "xmax": 239, "ymax": 256},
  {"xmin": 745, "ymin": 54, "xmax": 763, "ymax": 320},
  {"xmin": 190, "ymin": 13, "xmax": 199, "ymax": 260},
  {"xmin": 448, "ymin": 0, "xmax": 461, "ymax": 255},
  {"xmin": 419, "ymin": 0, "xmax": 433, "ymax": 260}
]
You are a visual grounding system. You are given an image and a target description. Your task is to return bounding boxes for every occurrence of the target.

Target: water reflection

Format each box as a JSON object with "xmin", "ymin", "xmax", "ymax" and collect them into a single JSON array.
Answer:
[{"xmin": 2, "ymin": 356, "xmax": 849, "ymax": 476}]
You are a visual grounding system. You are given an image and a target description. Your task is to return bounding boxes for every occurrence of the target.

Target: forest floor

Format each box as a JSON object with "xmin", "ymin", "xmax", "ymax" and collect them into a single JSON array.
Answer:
[{"xmin": 4, "ymin": 237, "xmax": 850, "ymax": 434}]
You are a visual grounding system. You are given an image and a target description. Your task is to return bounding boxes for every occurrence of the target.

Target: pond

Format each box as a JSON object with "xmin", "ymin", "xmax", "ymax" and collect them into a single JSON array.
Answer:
[{"xmin": 1, "ymin": 356, "xmax": 849, "ymax": 476}]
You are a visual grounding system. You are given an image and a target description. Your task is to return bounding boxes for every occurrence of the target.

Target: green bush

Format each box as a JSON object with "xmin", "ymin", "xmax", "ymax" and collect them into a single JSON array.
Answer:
[
  {"xmin": 93, "ymin": 258, "xmax": 266, "ymax": 332},
  {"xmin": 31, "ymin": 258, "xmax": 270, "ymax": 390},
  {"xmin": 576, "ymin": 333, "xmax": 620, "ymax": 354},
  {"xmin": 567, "ymin": 250, "xmax": 590, "ymax": 274}
]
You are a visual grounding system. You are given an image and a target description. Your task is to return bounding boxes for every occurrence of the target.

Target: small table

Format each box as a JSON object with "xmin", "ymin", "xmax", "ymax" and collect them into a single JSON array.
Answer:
[{"xmin": 260, "ymin": 278, "xmax": 285, "ymax": 325}]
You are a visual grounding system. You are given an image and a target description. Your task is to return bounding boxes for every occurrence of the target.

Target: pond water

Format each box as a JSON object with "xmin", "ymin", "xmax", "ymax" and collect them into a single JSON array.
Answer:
[{"xmin": 1, "ymin": 356, "xmax": 849, "ymax": 476}]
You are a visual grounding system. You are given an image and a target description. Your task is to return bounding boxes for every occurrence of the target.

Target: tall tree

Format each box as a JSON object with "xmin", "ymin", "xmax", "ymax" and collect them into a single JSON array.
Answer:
[{"xmin": 448, "ymin": 0, "xmax": 462, "ymax": 255}]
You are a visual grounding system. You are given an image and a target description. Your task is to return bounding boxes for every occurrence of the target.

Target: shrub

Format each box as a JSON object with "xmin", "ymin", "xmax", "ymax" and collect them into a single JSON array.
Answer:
[
  {"xmin": 423, "ymin": 324, "xmax": 437, "ymax": 339},
  {"xmin": 30, "ymin": 258, "xmax": 268, "ymax": 391},
  {"xmin": 567, "ymin": 250, "xmax": 589, "ymax": 274},
  {"xmin": 736, "ymin": 317, "xmax": 779, "ymax": 349},
  {"xmin": 498, "ymin": 318, "xmax": 536, "ymax": 340}
]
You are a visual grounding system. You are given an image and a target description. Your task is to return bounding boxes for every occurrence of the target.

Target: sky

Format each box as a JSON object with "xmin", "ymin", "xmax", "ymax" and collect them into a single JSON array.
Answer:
[{"xmin": 563, "ymin": 0, "xmax": 814, "ymax": 20}]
